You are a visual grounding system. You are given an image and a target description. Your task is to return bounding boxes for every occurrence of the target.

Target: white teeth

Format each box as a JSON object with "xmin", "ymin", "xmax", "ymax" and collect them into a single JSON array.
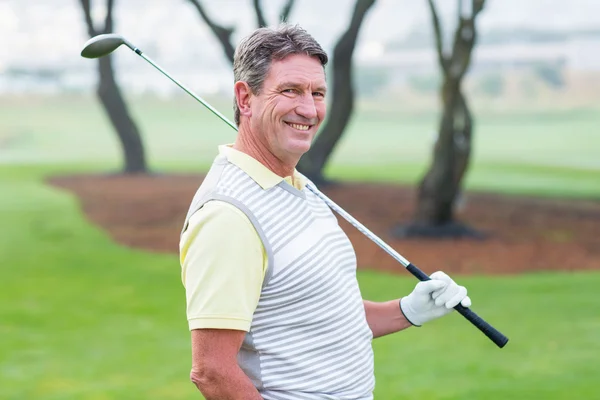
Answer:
[{"xmin": 288, "ymin": 123, "xmax": 310, "ymax": 131}]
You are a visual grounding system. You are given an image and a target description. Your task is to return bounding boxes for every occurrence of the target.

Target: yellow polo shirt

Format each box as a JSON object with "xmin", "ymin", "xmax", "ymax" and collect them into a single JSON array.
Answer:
[{"xmin": 180, "ymin": 145, "xmax": 307, "ymax": 331}]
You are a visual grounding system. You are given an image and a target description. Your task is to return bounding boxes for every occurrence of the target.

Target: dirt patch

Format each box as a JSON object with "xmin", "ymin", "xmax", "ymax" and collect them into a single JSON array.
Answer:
[{"xmin": 48, "ymin": 174, "xmax": 600, "ymax": 275}]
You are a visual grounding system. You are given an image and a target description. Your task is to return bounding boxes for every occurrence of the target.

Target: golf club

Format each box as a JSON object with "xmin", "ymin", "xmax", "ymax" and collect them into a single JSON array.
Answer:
[
  {"xmin": 81, "ymin": 34, "xmax": 509, "ymax": 348},
  {"xmin": 81, "ymin": 34, "xmax": 236, "ymax": 131}
]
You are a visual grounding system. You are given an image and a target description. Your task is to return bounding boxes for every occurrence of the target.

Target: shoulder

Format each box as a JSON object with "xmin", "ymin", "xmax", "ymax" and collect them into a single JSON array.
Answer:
[
  {"xmin": 182, "ymin": 200, "xmax": 255, "ymax": 243},
  {"xmin": 179, "ymin": 200, "xmax": 265, "ymax": 265},
  {"xmin": 191, "ymin": 199, "xmax": 251, "ymax": 224}
]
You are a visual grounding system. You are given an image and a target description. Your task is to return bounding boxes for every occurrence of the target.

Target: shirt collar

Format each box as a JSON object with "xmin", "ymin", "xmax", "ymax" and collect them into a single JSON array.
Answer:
[{"xmin": 218, "ymin": 144, "xmax": 307, "ymax": 190}]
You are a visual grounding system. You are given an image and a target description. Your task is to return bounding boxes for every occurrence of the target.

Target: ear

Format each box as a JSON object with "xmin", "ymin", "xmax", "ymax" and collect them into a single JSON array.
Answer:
[{"xmin": 234, "ymin": 81, "xmax": 252, "ymax": 119}]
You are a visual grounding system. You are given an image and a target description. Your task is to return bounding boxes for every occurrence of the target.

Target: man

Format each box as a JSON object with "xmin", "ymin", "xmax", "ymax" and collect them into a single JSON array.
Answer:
[{"xmin": 179, "ymin": 24, "xmax": 471, "ymax": 399}]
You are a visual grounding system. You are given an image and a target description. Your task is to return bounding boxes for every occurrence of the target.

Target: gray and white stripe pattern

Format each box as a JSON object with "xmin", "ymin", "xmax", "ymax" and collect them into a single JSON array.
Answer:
[{"xmin": 183, "ymin": 155, "xmax": 375, "ymax": 399}]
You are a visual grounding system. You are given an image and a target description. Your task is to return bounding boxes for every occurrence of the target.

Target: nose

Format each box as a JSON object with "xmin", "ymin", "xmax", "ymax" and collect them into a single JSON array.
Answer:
[{"xmin": 295, "ymin": 94, "xmax": 318, "ymax": 121}]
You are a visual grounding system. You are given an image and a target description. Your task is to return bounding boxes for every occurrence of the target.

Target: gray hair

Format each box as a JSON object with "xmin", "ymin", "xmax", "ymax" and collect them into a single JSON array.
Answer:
[{"xmin": 233, "ymin": 24, "xmax": 328, "ymax": 125}]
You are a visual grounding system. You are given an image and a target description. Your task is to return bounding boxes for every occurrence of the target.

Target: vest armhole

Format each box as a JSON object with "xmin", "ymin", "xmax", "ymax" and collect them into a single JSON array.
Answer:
[
  {"xmin": 180, "ymin": 158, "xmax": 229, "ymax": 235},
  {"xmin": 204, "ymin": 194, "xmax": 274, "ymax": 289}
]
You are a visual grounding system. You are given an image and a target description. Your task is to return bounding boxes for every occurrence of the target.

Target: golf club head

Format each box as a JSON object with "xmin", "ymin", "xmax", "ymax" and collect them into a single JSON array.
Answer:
[{"xmin": 81, "ymin": 34, "xmax": 129, "ymax": 58}]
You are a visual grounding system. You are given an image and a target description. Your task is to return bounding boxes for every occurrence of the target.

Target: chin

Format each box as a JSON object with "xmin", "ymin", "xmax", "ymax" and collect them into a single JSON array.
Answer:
[{"xmin": 288, "ymin": 139, "xmax": 312, "ymax": 155}]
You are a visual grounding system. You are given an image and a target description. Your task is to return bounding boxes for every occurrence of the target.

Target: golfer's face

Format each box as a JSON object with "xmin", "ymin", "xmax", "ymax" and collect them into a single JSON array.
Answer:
[{"xmin": 252, "ymin": 54, "xmax": 327, "ymax": 159}]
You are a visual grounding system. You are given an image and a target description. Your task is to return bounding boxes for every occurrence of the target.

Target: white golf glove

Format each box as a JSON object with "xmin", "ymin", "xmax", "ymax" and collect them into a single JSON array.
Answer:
[{"xmin": 400, "ymin": 271, "xmax": 472, "ymax": 327}]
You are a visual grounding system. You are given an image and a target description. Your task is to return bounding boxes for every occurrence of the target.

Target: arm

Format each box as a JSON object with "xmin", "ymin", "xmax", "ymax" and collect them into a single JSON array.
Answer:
[
  {"xmin": 180, "ymin": 201, "xmax": 267, "ymax": 397},
  {"xmin": 190, "ymin": 329, "xmax": 262, "ymax": 399},
  {"xmin": 363, "ymin": 300, "xmax": 412, "ymax": 338},
  {"xmin": 364, "ymin": 271, "xmax": 472, "ymax": 338}
]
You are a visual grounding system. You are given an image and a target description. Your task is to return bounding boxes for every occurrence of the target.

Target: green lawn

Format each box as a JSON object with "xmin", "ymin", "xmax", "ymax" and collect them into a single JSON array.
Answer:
[
  {"xmin": 1, "ymin": 95, "xmax": 599, "ymax": 398},
  {"xmin": 1, "ymin": 94, "xmax": 599, "ymax": 198},
  {"xmin": 1, "ymin": 165, "xmax": 599, "ymax": 399}
]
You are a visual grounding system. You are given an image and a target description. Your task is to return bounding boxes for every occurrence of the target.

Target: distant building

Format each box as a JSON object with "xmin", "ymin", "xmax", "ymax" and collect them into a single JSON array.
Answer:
[{"xmin": 359, "ymin": 34, "xmax": 600, "ymax": 74}]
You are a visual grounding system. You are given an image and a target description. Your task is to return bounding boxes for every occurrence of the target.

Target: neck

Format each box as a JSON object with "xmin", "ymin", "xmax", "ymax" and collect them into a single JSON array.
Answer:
[{"xmin": 233, "ymin": 123, "xmax": 298, "ymax": 178}]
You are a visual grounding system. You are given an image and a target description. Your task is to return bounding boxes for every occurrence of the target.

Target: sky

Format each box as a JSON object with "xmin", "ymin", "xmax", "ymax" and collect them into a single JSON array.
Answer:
[
  {"xmin": 2, "ymin": 0, "xmax": 600, "ymax": 94},
  {"xmin": 4, "ymin": 0, "xmax": 600, "ymax": 63}
]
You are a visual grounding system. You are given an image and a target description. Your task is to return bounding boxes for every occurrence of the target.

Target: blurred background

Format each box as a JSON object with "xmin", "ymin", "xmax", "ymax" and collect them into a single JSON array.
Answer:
[{"xmin": 1, "ymin": 0, "xmax": 599, "ymax": 399}]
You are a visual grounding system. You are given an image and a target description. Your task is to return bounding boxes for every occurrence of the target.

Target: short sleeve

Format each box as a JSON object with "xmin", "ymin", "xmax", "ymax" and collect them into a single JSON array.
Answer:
[{"xmin": 179, "ymin": 200, "xmax": 267, "ymax": 331}]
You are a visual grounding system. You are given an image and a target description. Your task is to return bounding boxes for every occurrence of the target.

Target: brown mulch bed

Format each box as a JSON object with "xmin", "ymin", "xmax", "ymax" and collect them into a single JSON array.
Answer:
[{"xmin": 48, "ymin": 174, "xmax": 600, "ymax": 276}]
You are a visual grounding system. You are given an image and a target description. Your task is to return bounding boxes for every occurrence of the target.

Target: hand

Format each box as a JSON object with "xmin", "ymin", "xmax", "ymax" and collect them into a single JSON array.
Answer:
[{"xmin": 399, "ymin": 271, "xmax": 471, "ymax": 327}]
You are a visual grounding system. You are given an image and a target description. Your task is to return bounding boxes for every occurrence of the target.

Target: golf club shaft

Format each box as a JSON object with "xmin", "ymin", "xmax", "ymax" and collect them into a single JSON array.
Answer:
[
  {"xmin": 115, "ymin": 40, "xmax": 508, "ymax": 348},
  {"xmin": 310, "ymin": 188, "xmax": 508, "ymax": 348},
  {"xmin": 131, "ymin": 47, "xmax": 237, "ymax": 131}
]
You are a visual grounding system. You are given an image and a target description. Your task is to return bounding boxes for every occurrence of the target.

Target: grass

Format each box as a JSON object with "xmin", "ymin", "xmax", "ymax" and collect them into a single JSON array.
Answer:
[
  {"xmin": 0, "ymin": 166, "xmax": 192, "ymax": 399},
  {"xmin": 326, "ymin": 161, "xmax": 600, "ymax": 199},
  {"xmin": 1, "ymin": 94, "xmax": 598, "ymax": 398},
  {"xmin": 1, "ymin": 94, "xmax": 599, "ymax": 198},
  {"xmin": 1, "ymin": 165, "xmax": 599, "ymax": 399},
  {"xmin": 362, "ymin": 271, "xmax": 600, "ymax": 399}
]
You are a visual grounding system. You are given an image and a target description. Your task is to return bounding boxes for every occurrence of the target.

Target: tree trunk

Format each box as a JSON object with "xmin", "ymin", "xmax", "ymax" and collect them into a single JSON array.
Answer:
[
  {"xmin": 414, "ymin": 20, "xmax": 476, "ymax": 225},
  {"xmin": 188, "ymin": 0, "xmax": 296, "ymax": 64},
  {"xmin": 296, "ymin": 38, "xmax": 355, "ymax": 183},
  {"xmin": 252, "ymin": 0, "xmax": 268, "ymax": 27},
  {"xmin": 395, "ymin": 84, "xmax": 482, "ymax": 238},
  {"xmin": 279, "ymin": 0, "xmax": 296, "ymax": 22},
  {"xmin": 187, "ymin": 0, "xmax": 236, "ymax": 63},
  {"xmin": 79, "ymin": 0, "xmax": 147, "ymax": 174},
  {"xmin": 452, "ymin": 91, "xmax": 473, "ymax": 188},
  {"xmin": 394, "ymin": 0, "xmax": 485, "ymax": 238},
  {"xmin": 97, "ymin": 56, "xmax": 147, "ymax": 173},
  {"xmin": 297, "ymin": 0, "xmax": 376, "ymax": 184},
  {"xmin": 414, "ymin": 76, "xmax": 454, "ymax": 223},
  {"xmin": 414, "ymin": 86, "xmax": 469, "ymax": 224}
]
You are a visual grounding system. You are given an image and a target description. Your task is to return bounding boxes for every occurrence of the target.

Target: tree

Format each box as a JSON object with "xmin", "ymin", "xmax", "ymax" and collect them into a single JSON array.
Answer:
[
  {"xmin": 187, "ymin": 0, "xmax": 376, "ymax": 183},
  {"xmin": 79, "ymin": 0, "xmax": 147, "ymax": 173},
  {"xmin": 297, "ymin": 0, "xmax": 376, "ymax": 183},
  {"xmin": 395, "ymin": 0, "xmax": 486, "ymax": 238},
  {"xmin": 186, "ymin": 0, "xmax": 296, "ymax": 64}
]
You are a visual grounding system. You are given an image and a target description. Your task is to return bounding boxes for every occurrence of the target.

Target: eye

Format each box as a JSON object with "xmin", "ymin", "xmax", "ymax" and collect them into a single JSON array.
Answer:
[
  {"xmin": 313, "ymin": 91, "xmax": 325, "ymax": 98},
  {"xmin": 282, "ymin": 89, "xmax": 297, "ymax": 94}
]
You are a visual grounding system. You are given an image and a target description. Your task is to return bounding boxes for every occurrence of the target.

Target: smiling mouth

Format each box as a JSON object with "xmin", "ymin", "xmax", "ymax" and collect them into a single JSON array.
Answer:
[{"xmin": 285, "ymin": 122, "xmax": 312, "ymax": 131}]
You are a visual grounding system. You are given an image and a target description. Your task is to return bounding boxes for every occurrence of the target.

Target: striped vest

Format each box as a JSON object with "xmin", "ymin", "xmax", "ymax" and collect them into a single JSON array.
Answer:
[{"xmin": 183, "ymin": 154, "xmax": 375, "ymax": 399}]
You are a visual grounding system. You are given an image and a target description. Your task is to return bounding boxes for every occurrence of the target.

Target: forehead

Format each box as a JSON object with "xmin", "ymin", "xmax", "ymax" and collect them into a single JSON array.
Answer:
[{"xmin": 265, "ymin": 54, "xmax": 326, "ymax": 87}]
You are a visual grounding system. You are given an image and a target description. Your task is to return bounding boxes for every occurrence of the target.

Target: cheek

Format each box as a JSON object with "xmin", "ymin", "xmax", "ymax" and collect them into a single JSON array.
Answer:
[
  {"xmin": 273, "ymin": 97, "xmax": 295, "ymax": 117},
  {"xmin": 316, "ymin": 102, "xmax": 327, "ymax": 121}
]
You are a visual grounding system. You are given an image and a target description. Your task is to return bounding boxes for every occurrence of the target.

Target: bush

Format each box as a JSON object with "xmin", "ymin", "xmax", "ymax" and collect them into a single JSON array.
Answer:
[
  {"xmin": 475, "ymin": 72, "xmax": 505, "ymax": 97},
  {"xmin": 407, "ymin": 73, "xmax": 440, "ymax": 94},
  {"xmin": 533, "ymin": 63, "xmax": 565, "ymax": 89}
]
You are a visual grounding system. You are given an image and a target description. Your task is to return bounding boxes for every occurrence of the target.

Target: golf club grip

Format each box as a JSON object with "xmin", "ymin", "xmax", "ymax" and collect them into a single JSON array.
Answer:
[
  {"xmin": 453, "ymin": 304, "xmax": 508, "ymax": 348},
  {"xmin": 406, "ymin": 263, "xmax": 509, "ymax": 348}
]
